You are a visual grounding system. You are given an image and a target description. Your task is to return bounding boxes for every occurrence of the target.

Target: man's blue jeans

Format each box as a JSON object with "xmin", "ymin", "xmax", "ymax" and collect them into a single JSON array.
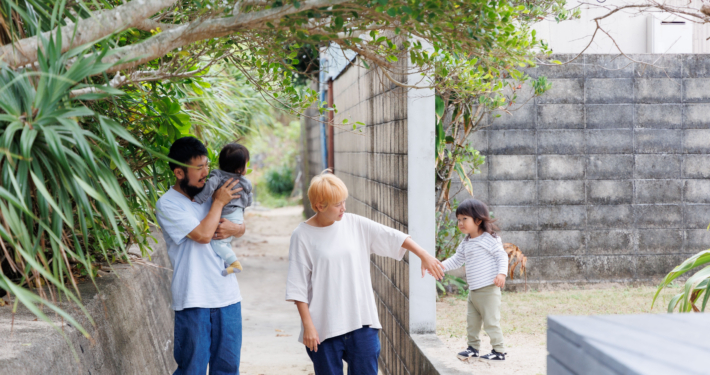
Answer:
[
  {"xmin": 173, "ymin": 302, "xmax": 242, "ymax": 375},
  {"xmin": 306, "ymin": 326, "xmax": 380, "ymax": 375}
]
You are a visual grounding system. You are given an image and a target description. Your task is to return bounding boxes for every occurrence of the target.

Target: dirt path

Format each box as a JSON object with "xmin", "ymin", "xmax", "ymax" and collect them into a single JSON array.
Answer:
[{"xmin": 237, "ymin": 206, "xmax": 315, "ymax": 375}]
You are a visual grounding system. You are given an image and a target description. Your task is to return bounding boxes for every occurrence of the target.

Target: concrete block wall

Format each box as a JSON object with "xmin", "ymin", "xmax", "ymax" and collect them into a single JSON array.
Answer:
[
  {"xmin": 454, "ymin": 54, "xmax": 710, "ymax": 284},
  {"xmin": 326, "ymin": 58, "xmax": 447, "ymax": 375},
  {"xmin": 331, "ymin": 60, "xmax": 416, "ymax": 375}
]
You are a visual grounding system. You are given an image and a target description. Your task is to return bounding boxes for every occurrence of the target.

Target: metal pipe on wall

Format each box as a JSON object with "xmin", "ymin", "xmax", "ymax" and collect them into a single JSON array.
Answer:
[
  {"xmin": 327, "ymin": 79, "xmax": 335, "ymax": 173},
  {"xmin": 318, "ymin": 58, "xmax": 328, "ymax": 170}
]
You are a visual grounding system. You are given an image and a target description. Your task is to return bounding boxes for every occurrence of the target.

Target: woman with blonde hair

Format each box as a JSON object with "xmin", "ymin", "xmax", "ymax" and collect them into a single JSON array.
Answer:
[{"xmin": 285, "ymin": 171, "xmax": 444, "ymax": 375}]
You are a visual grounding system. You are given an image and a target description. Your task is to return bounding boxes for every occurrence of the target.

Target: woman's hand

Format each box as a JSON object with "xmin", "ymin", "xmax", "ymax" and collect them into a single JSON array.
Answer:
[
  {"xmin": 213, "ymin": 178, "xmax": 242, "ymax": 206},
  {"xmin": 420, "ymin": 253, "xmax": 445, "ymax": 281},
  {"xmin": 401, "ymin": 238, "xmax": 445, "ymax": 280},
  {"xmin": 294, "ymin": 301, "xmax": 320, "ymax": 352},
  {"xmin": 494, "ymin": 273, "xmax": 506, "ymax": 288},
  {"xmin": 303, "ymin": 323, "xmax": 321, "ymax": 352}
]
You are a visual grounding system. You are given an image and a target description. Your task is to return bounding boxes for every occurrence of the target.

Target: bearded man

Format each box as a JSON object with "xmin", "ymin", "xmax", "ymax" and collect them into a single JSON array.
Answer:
[{"xmin": 156, "ymin": 136, "xmax": 246, "ymax": 374}]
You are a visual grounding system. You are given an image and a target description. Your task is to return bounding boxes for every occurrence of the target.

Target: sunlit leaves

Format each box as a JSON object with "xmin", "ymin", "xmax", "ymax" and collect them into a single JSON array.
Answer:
[{"xmin": 0, "ymin": 31, "xmax": 154, "ymax": 345}]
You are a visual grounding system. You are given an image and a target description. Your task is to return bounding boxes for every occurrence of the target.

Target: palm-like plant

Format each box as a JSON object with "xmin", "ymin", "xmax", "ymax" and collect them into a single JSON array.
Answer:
[
  {"xmin": 652, "ymin": 250, "xmax": 710, "ymax": 312},
  {"xmin": 0, "ymin": 30, "xmax": 148, "ymax": 339}
]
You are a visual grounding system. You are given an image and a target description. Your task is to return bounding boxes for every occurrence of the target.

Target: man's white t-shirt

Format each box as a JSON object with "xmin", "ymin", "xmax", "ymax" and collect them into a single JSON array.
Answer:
[
  {"xmin": 285, "ymin": 213, "xmax": 409, "ymax": 343},
  {"xmin": 156, "ymin": 187, "xmax": 242, "ymax": 311}
]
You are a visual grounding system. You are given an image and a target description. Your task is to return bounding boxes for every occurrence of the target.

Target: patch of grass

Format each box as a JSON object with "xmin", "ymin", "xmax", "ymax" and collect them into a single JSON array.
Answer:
[{"xmin": 436, "ymin": 285, "xmax": 682, "ymax": 338}]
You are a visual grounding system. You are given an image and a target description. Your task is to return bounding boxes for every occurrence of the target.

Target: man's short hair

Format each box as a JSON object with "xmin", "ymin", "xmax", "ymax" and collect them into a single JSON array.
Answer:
[
  {"xmin": 168, "ymin": 137, "xmax": 208, "ymax": 172},
  {"xmin": 219, "ymin": 143, "xmax": 250, "ymax": 174}
]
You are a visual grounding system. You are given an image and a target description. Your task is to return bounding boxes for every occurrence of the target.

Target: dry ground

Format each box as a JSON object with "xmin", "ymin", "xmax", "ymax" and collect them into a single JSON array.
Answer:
[
  {"xmin": 236, "ymin": 206, "xmax": 314, "ymax": 375},
  {"xmin": 436, "ymin": 284, "xmax": 682, "ymax": 375}
]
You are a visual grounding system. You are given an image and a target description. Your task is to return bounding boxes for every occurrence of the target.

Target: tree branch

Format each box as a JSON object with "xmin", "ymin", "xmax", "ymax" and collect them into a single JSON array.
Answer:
[
  {"xmin": 0, "ymin": 0, "xmax": 178, "ymax": 68},
  {"xmin": 70, "ymin": 69, "xmax": 207, "ymax": 98},
  {"xmin": 98, "ymin": 0, "xmax": 351, "ymax": 73}
]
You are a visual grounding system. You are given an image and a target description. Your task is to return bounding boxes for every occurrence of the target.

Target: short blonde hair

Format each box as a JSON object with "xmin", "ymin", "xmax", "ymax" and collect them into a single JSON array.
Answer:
[{"xmin": 308, "ymin": 171, "xmax": 348, "ymax": 212}]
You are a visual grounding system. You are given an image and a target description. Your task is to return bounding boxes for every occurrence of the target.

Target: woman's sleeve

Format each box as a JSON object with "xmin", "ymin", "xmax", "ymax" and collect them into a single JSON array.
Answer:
[
  {"xmin": 360, "ymin": 215, "xmax": 409, "ymax": 260},
  {"xmin": 285, "ymin": 233, "xmax": 312, "ymax": 303},
  {"xmin": 442, "ymin": 242, "xmax": 466, "ymax": 272}
]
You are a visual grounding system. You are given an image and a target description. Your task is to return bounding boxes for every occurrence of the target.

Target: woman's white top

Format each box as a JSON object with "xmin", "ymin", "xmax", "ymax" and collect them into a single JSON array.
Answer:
[{"xmin": 285, "ymin": 213, "xmax": 409, "ymax": 343}]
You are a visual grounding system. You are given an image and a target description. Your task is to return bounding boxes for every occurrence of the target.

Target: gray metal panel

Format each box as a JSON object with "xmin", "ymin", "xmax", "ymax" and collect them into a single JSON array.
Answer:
[
  {"xmin": 548, "ymin": 315, "xmax": 710, "ymax": 375},
  {"xmin": 547, "ymin": 330, "xmax": 618, "ymax": 375},
  {"xmin": 656, "ymin": 312, "xmax": 710, "ymax": 330},
  {"xmin": 594, "ymin": 314, "xmax": 710, "ymax": 351},
  {"xmin": 548, "ymin": 355, "xmax": 576, "ymax": 375}
]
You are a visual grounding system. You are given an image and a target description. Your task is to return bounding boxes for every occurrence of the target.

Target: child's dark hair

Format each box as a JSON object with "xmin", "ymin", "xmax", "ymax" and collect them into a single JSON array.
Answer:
[
  {"xmin": 219, "ymin": 143, "xmax": 250, "ymax": 174},
  {"xmin": 455, "ymin": 198, "xmax": 499, "ymax": 237}
]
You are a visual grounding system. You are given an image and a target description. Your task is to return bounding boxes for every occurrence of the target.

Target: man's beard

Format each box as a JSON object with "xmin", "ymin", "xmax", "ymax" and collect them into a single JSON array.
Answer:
[{"xmin": 179, "ymin": 177, "xmax": 205, "ymax": 199}]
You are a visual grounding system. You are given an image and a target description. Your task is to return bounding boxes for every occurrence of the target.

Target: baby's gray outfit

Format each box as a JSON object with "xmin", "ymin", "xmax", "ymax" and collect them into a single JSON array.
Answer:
[{"xmin": 193, "ymin": 169, "xmax": 253, "ymax": 213}]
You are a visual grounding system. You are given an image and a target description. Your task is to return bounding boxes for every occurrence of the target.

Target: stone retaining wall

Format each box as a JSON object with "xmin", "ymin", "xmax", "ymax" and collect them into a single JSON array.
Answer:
[{"xmin": 0, "ymin": 232, "xmax": 176, "ymax": 375}]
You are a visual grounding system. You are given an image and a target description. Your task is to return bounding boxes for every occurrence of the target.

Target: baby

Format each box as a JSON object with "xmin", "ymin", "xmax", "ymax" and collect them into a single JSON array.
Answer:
[{"xmin": 194, "ymin": 143, "xmax": 253, "ymax": 276}]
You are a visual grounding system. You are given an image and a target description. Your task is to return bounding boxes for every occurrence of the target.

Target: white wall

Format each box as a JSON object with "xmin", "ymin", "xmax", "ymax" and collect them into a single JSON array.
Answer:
[
  {"xmin": 407, "ymin": 39, "xmax": 437, "ymax": 335},
  {"xmin": 534, "ymin": 0, "xmax": 710, "ymax": 54}
]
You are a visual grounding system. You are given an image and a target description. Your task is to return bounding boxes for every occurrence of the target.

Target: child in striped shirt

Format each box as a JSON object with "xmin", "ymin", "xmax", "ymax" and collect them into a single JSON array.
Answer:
[{"xmin": 442, "ymin": 198, "xmax": 509, "ymax": 361}]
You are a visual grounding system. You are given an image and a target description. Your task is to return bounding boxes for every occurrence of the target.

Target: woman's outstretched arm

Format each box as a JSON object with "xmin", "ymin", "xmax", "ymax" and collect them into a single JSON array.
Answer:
[
  {"xmin": 401, "ymin": 238, "xmax": 445, "ymax": 280},
  {"xmin": 295, "ymin": 301, "xmax": 321, "ymax": 352}
]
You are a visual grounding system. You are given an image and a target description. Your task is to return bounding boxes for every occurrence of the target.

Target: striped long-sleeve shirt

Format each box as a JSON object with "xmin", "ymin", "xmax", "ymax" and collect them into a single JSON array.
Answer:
[{"xmin": 442, "ymin": 232, "xmax": 508, "ymax": 291}]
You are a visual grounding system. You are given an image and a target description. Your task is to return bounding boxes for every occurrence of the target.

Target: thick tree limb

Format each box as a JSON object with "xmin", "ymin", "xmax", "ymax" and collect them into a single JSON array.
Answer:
[
  {"xmin": 101, "ymin": 0, "xmax": 351, "ymax": 73},
  {"xmin": 0, "ymin": 0, "xmax": 178, "ymax": 68}
]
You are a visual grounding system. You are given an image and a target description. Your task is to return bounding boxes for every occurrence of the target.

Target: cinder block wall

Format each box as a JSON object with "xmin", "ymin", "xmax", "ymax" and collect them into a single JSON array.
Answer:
[
  {"xmin": 330, "ymin": 60, "xmax": 439, "ymax": 374},
  {"xmin": 455, "ymin": 54, "xmax": 710, "ymax": 284}
]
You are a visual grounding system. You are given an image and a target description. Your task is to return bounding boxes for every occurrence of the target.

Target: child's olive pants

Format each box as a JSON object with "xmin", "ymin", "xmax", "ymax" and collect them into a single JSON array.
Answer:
[{"xmin": 467, "ymin": 284, "xmax": 506, "ymax": 352}]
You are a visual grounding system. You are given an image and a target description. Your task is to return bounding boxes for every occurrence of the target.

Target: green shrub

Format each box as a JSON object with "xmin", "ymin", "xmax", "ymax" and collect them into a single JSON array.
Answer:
[
  {"xmin": 436, "ymin": 274, "xmax": 469, "ymax": 299},
  {"xmin": 264, "ymin": 165, "xmax": 294, "ymax": 196}
]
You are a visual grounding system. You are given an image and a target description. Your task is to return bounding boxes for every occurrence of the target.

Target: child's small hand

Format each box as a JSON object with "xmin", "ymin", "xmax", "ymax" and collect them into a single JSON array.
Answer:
[{"xmin": 494, "ymin": 273, "xmax": 506, "ymax": 288}]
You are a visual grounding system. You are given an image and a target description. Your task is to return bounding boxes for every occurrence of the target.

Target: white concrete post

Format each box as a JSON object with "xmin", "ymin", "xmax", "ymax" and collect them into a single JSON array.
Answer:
[{"xmin": 407, "ymin": 44, "xmax": 437, "ymax": 334}]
